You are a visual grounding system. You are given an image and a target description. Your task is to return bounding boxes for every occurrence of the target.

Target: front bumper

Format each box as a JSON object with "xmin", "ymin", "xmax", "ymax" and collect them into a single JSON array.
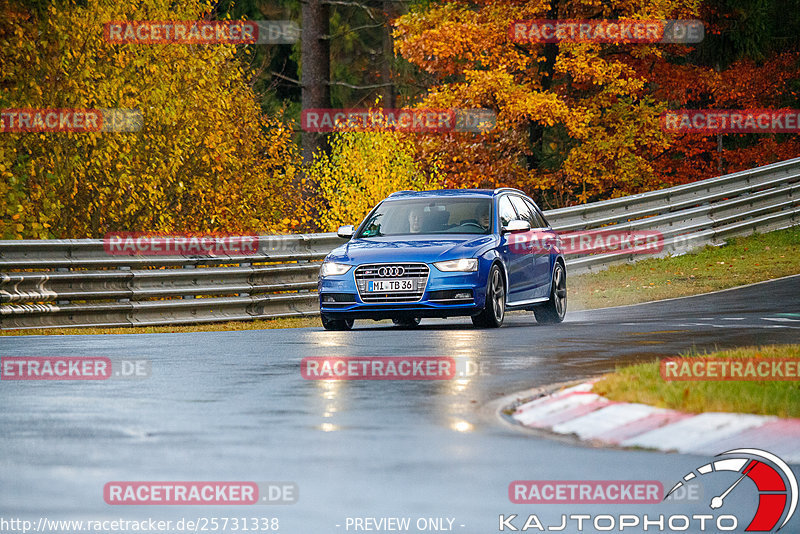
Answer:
[{"xmin": 318, "ymin": 265, "xmax": 487, "ymax": 320}]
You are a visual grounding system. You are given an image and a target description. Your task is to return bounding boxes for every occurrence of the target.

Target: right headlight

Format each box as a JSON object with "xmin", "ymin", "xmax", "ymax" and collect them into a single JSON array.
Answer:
[{"xmin": 320, "ymin": 261, "xmax": 352, "ymax": 277}]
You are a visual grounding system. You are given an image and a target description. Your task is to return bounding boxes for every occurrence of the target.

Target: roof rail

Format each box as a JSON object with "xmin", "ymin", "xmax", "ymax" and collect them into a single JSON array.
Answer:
[
  {"xmin": 493, "ymin": 187, "xmax": 525, "ymax": 195},
  {"xmin": 388, "ymin": 190, "xmax": 416, "ymax": 197}
]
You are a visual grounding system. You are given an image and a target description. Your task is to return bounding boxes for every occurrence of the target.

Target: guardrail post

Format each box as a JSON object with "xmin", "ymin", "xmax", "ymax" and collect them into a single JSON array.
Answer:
[
  {"xmin": 118, "ymin": 265, "xmax": 131, "ymax": 303},
  {"xmin": 183, "ymin": 264, "xmax": 196, "ymax": 299},
  {"xmin": 56, "ymin": 267, "xmax": 70, "ymax": 305},
  {"xmin": 239, "ymin": 262, "xmax": 251, "ymax": 296}
]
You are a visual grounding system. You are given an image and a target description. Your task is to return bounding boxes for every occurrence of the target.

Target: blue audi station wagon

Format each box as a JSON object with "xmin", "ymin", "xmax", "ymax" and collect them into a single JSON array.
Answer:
[{"xmin": 318, "ymin": 189, "xmax": 566, "ymax": 330}]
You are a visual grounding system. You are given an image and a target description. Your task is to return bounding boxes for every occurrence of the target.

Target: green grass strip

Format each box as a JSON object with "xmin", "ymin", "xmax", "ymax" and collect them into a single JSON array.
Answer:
[{"xmin": 594, "ymin": 344, "xmax": 800, "ymax": 418}]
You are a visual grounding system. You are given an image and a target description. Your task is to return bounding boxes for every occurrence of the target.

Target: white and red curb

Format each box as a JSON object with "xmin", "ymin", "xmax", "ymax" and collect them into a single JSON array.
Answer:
[{"xmin": 510, "ymin": 381, "xmax": 800, "ymax": 463}]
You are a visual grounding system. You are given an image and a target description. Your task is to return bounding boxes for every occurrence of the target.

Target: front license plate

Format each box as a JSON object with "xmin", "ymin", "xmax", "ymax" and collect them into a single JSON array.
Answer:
[{"xmin": 368, "ymin": 279, "xmax": 414, "ymax": 292}]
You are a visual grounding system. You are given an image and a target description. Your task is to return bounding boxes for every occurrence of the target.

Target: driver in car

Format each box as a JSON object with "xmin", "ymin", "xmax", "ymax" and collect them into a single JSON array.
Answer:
[
  {"xmin": 408, "ymin": 207, "xmax": 424, "ymax": 234},
  {"xmin": 477, "ymin": 204, "xmax": 491, "ymax": 231}
]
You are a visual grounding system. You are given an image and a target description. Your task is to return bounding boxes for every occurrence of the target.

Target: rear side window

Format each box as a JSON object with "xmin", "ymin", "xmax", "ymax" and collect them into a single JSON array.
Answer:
[{"xmin": 498, "ymin": 196, "xmax": 518, "ymax": 227}]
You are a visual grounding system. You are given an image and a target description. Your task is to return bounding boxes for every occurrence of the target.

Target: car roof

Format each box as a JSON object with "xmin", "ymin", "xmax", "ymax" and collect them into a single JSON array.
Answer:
[{"xmin": 386, "ymin": 188, "xmax": 526, "ymax": 200}]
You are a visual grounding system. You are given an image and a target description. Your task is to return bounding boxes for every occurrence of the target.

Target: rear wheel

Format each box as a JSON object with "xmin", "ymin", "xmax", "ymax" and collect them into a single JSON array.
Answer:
[
  {"xmin": 321, "ymin": 315, "xmax": 354, "ymax": 331},
  {"xmin": 392, "ymin": 317, "xmax": 421, "ymax": 328},
  {"xmin": 472, "ymin": 264, "xmax": 505, "ymax": 328},
  {"xmin": 534, "ymin": 262, "xmax": 566, "ymax": 324}
]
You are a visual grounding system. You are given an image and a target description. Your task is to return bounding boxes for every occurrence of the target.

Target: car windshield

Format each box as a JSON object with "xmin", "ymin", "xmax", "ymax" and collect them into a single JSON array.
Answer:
[{"xmin": 357, "ymin": 198, "xmax": 493, "ymax": 238}]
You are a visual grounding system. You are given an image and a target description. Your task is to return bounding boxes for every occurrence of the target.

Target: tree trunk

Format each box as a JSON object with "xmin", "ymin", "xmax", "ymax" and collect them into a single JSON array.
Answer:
[
  {"xmin": 301, "ymin": 0, "xmax": 331, "ymax": 164},
  {"xmin": 382, "ymin": 0, "xmax": 396, "ymax": 109},
  {"xmin": 526, "ymin": 2, "xmax": 558, "ymax": 171}
]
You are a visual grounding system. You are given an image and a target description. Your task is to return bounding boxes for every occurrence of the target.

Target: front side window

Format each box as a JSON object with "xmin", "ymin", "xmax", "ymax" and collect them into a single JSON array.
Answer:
[{"xmin": 498, "ymin": 196, "xmax": 518, "ymax": 228}]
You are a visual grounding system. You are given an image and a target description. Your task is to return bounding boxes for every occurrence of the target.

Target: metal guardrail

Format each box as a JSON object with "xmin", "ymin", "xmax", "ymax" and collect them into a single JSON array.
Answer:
[
  {"xmin": 0, "ymin": 235, "xmax": 342, "ymax": 329},
  {"xmin": 558, "ymin": 158, "xmax": 800, "ymax": 273},
  {"xmin": 2, "ymin": 157, "xmax": 799, "ymax": 329}
]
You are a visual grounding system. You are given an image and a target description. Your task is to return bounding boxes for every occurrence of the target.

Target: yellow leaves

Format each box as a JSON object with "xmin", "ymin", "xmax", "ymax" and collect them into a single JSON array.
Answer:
[
  {"xmin": 1, "ymin": 0, "xmax": 300, "ymax": 239},
  {"xmin": 302, "ymin": 130, "xmax": 443, "ymax": 231}
]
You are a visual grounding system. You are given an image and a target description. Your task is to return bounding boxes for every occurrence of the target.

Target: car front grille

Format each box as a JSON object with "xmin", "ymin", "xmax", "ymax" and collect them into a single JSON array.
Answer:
[{"xmin": 354, "ymin": 263, "xmax": 429, "ymax": 303}]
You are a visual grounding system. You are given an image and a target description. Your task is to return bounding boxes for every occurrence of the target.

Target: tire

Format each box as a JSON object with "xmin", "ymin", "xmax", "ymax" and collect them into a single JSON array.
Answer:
[
  {"xmin": 534, "ymin": 262, "xmax": 566, "ymax": 324},
  {"xmin": 472, "ymin": 264, "xmax": 505, "ymax": 328},
  {"xmin": 392, "ymin": 317, "xmax": 421, "ymax": 328},
  {"xmin": 321, "ymin": 315, "xmax": 354, "ymax": 331}
]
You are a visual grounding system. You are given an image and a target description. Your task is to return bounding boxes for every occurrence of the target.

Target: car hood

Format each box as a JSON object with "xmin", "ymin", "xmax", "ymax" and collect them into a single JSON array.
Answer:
[{"xmin": 326, "ymin": 235, "xmax": 496, "ymax": 264}]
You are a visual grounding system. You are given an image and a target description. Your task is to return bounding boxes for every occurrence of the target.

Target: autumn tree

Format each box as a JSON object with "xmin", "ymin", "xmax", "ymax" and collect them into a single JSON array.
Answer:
[
  {"xmin": 0, "ymin": 0, "xmax": 300, "ymax": 239},
  {"xmin": 394, "ymin": 0, "xmax": 799, "ymax": 208},
  {"xmin": 647, "ymin": 0, "xmax": 800, "ymax": 182}
]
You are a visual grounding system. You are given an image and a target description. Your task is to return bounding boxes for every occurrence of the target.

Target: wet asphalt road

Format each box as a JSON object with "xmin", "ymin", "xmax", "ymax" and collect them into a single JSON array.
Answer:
[{"xmin": 1, "ymin": 275, "xmax": 799, "ymax": 533}]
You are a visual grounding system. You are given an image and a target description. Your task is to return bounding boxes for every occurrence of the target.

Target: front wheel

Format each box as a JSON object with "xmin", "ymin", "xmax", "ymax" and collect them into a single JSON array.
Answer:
[
  {"xmin": 472, "ymin": 264, "xmax": 505, "ymax": 328},
  {"xmin": 534, "ymin": 262, "xmax": 566, "ymax": 324},
  {"xmin": 321, "ymin": 315, "xmax": 354, "ymax": 331}
]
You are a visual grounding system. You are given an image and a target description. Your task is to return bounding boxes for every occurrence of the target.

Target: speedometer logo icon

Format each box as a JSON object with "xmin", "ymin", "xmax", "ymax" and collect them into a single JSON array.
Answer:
[{"xmin": 666, "ymin": 448, "xmax": 798, "ymax": 531}]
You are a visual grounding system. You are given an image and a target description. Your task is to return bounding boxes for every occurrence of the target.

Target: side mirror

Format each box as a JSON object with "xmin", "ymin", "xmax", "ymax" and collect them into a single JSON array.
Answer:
[
  {"xmin": 502, "ymin": 219, "xmax": 531, "ymax": 234},
  {"xmin": 337, "ymin": 225, "xmax": 355, "ymax": 238}
]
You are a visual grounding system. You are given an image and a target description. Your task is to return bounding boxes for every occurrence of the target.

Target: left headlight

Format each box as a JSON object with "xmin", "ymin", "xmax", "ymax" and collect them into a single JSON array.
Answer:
[
  {"xmin": 320, "ymin": 262, "xmax": 352, "ymax": 277},
  {"xmin": 433, "ymin": 258, "xmax": 478, "ymax": 272}
]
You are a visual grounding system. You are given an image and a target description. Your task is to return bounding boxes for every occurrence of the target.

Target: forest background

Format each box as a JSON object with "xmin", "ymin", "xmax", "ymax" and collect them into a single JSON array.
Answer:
[{"xmin": 1, "ymin": 0, "xmax": 798, "ymax": 238}]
